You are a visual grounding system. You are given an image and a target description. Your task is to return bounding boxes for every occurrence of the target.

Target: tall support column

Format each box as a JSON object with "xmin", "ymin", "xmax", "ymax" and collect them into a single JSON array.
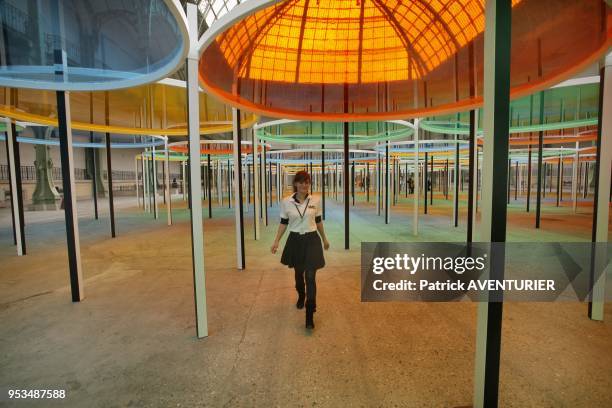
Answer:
[
  {"xmin": 430, "ymin": 155, "xmax": 434, "ymax": 206},
  {"xmin": 57, "ymin": 90, "xmax": 84, "ymax": 301},
  {"xmin": 218, "ymin": 162, "xmax": 222, "ymax": 205},
  {"xmin": 144, "ymin": 153, "xmax": 150, "ymax": 211},
  {"xmin": 467, "ymin": 110, "xmax": 476, "ymax": 242},
  {"xmin": 135, "ymin": 157, "xmax": 140, "ymax": 208},
  {"xmin": 343, "ymin": 121, "xmax": 350, "ymax": 249},
  {"xmin": 376, "ymin": 143, "xmax": 381, "ymax": 215},
  {"xmin": 322, "ymin": 147, "xmax": 326, "ymax": 219},
  {"xmin": 232, "ymin": 108, "xmax": 246, "ymax": 269},
  {"xmin": 453, "ymin": 138, "xmax": 459, "ymax": 227},
  {"xmin": 572, "ymin": 142, "xmax": 579, "ymax": 213},
  {"xmin": 474, "ymin": 1, "xmax": 511, "ymax": 407},
  {"xmin": 227, "ymin": 160, "xmax": 232, "ymax": 209},
  {"xmin": 253, "ymin": 130, "xmax": 261, "ymax": 240},
  {"xmin": 207, "ymin": 154, "xmax": 212, "ymax": 218},
  {"xmin": 5, "ymin": 119, "xmax": 25, "ymax": 255},
  {"xmin": 556, "ymin": 156, "xmax": 562, "ymax": 207},
  {"xmin": 535, "ymin": 92, "xmax": 545, "ymax": 229},
  {"xmin": 165, "ymin": 137, "xmax": 172, "ymax": 225},
  {"xmin": 152, "ymin": 141, "xmax": 158, "ymax": 219},
  {"xmin": 385, "ymin": 140, "xmax": 390, "ymax": 223},
  {"xmin": 182, "ymin": 160, "xmax": 186, "ymax": 201},
  {"xmin": 105, "ymin": 132, "xmax": 116, "ymax": 237},
  {"xmin": 527, "ymin": 96, "xmax": 534, "ymax": 212},
  {"xmin": 366, "ymin": 161, "xmax": 370, "ymax": 203},
  {"xmin": 90, "ymin": 133, "xmax": 99, "ymax": 219},
  {"xmin": 277, "ymin": 162, "xmax": 281, "ymax": 204},
  {"xmin": 413, "ymin": 120, "xmax": 420, "ymax": 236},
  {"xmin": 514, "ymin": 161, "xmax": 518, "ymax": 200},
  {"xmin": 185, "ymin": 3, "xmax": 207, "ymax": 338},
  {"xmin": 351, "ymin": 160, "xmax": 355, "ymax": 206},
  {"xmin": 588, "ymin": 55, "xmax": 611, "ymax": 321},
  {"xmin": 263, "ymin": 145, "xmax": 268, "ymax": 226},
  {"xmin": 424, "ymin": 151, "xmax": 428, "ymax": 214}
]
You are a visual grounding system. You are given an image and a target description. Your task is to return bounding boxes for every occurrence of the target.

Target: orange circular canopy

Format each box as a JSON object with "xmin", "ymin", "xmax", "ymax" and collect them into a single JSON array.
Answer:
[{"xmin": 199, "ymin": 0, "xmax": 611, "ymax": 121}]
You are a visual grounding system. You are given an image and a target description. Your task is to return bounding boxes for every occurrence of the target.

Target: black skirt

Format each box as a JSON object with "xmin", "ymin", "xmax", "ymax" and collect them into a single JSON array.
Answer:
[{"xmin": 281, "ymin": 231, "xmax": 325, "ymax": 270}]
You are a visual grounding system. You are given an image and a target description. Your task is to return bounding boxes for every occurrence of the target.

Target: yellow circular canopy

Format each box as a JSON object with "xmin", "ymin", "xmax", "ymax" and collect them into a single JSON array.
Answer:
[
  {"xmin": 0, "ymin": 81, "xmax": 257, "ymax": 136},
  {"xmin": 199, "ymin": 0, "xmax": 611, "ymax": 121}
]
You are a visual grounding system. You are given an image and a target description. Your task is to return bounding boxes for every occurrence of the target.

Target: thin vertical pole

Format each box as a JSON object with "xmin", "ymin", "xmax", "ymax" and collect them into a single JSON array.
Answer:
[
  {"xmin": 474, "ymin": 1, "xmax": 511, "ymax": 406},
  {"xmin": 413, "ymin": 120, "xmax": 420, "ymax": 236},
  {"xmin": 105, "ymin": 132, "xmax": 116, "ymax": 237},
  {"xmin": 135, "ymin": 157, "xmax": 140, "ymax": 208},
  {"xmin": 5, "ymin": 119, "xmax": 25, "ymax": 255},
  {"xmin": 56, "ymin": 90, "xmax": 83, "ymax": 301},
  {"xmin": 430, "ymin": 155, "xmax": 434, "ymax": 205},
  {"xmin": 514, "ymin": 161, "xmax": 518, "ymax": 200},
  {"xmin": 322, "ymin": 147, "xmax": 326, "ymax": 219},
  {"xmin": 454, "ymin": 140, "xmax": 459, "ymax": 227},
  {"xmin": 186, "ymin": 3, "xmax": 207, "ymax": 338},
  {"xmin": 253, "ymin": 130, "xmax": 261, "ymax": 240},
  {"xmin": 572, "ymin": 143, "xmax": 579, "ymax": 213},
  {"xmin": 556, "ymin": 156, "xmax": 561, "ymax": 207},
  {"xmin": 424, "ymin": 151, "xmax": 428, "ymax": 214},
  {"xmin": 232, "ymin": 108, "xmax": 245, "ymax": 269},
  {"xmin": 343, "ymin": 122, "xmax": 350, "ymax": 249},
  {"xmin": 385, "ymin": 140, "xmax": 389, "ymax": 223},
  {"xmin": 165, "ymin": 138, "xmax": 172, "ymax": 225},
  {"xmin": 588, "ymin": 56, "xmax": 611, "ymax": 321},
  {"xmin": 207, "ymin": 154, "xmax": 212, "ymax": 218},
  {"xmin": 467, "ymin": 110, "xmax": 476, "ymax": 242},
  {"xmin": 91, "ymin": 133, "xmax": 98, "ymax": 219},
  {"xmin": 535, "ymin": 92, "xmax": 545, "ymax": 229}
]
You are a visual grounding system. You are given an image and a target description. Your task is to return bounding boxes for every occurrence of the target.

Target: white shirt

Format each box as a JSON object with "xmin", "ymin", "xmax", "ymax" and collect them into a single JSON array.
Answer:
[{"xmin": 279, "ymin": 193, "xmax": 322, "ymax": 234}]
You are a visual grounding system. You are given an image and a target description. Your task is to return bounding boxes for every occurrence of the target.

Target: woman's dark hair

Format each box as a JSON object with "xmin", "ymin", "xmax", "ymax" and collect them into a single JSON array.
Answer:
[{"xmin": 292, "ymin": 170, "xmax": 311, "ymax": 192}]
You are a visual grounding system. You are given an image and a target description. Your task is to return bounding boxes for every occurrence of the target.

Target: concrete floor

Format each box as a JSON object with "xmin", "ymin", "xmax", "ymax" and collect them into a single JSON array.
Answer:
[{"xmin": 1, "ymin": 194, "xmax": 611, "ymax": 407}]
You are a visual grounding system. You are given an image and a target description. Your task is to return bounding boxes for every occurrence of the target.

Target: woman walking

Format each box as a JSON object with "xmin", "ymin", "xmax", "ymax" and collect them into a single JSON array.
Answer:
[{"xmin": 271, "ymin": 171, "xmax": 330, "ymax": 329}]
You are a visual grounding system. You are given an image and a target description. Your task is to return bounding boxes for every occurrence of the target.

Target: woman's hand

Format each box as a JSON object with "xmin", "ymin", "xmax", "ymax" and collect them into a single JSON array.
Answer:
[
  {"xmin": 323, "ymin": 239, "xmax": 330, "ymax": 250},
  {"xmin": 271, "ymin": 240, "xmax": 279, "ymax": 254}
]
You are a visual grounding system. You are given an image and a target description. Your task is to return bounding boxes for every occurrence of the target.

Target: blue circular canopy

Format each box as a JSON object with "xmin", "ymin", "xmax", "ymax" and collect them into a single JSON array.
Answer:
[{"xmin": 0, "ymin": 0, "xmax": 188, "ymax": 91}]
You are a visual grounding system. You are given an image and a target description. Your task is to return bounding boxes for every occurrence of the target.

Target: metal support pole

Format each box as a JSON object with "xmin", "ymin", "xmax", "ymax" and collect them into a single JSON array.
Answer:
[
  {"xmin": 152, "ymin": 141, "xmax": 158, "ymax": 219},
  {"xmin": 343, "ymin": 121, "xmax": 349, "ymax": 249},
  {"xmin": 135, "ymin": 157, "xmax": 140, "ymax": 208},
  {"xmin": 186, "ymin": 3, "xmax": 207, "ymax": 338},
  {"xmin": 385, "ymin": 141, "xmax": 389, "ymax": 223},
  {"xmin": 207, "ymin": 154, "xmax": 212, "ymax": 218},
  {"xmin": 572, "ymin": 142, "xmax": 579, "ymax": 213},
  {"xmin": 454, "ymin": 140, "xmax": 459, "ymax": 227},
  {"xmin": 90, "ymin": 132, "xmax": 99, "ymax": 220},
  {"xmin": 376, "ymin": 142, "xmax": 381, "ymax": 215},
  {"xmin": 588, "ymin": 55, "xmax": 611, "ymax": 321},
  {"xmin": 5, "ymin": 119, "xmax": 25, "ymax": 255},
  {"xmin": 535, "ymin": 92, "xmax": 544, "ymax": 229},
  {"xmin": 474, "ymin": 1, "xmax": 511, "ymax": 406},
  {"xmin": 232, "ymin": 108, "xmax": 245, "ymax": 269},
  {"xmin": 424, "ymin": 151, "xmax": 428, "ymax": 214},
  {"xmin": 413, "ymin": 120, "xmax": 420, "ymax": 236},
  {"xmin": 253, "ymin": 130, "xmax": 261, "ymax": 240},
  {"xmin": 322, "ymin": 147, "xmax": 326, "ymax": 219},
  {"xmin": 105, "ymin": 132, "xmax": 116, "ymax": 237},
  {"xmin": 57, "ymin": 90, "xmax": 83, "ymax": 301},
  {"xmin": 467, "ymin": 110, "xmax": 476, "ymax": 242},
  {"xmin": 165, "ymin": 137, "xmax": 172, "ymax": 225}
]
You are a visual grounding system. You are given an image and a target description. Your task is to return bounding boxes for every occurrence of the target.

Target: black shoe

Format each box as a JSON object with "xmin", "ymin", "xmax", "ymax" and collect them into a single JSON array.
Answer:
[
  {"xmin": 296, "ymin": 293, "xmax": 305, "ymax": 309},
  {"xmin": 305, "ymin": 307, "xmax": 315, "ymax": 329}
]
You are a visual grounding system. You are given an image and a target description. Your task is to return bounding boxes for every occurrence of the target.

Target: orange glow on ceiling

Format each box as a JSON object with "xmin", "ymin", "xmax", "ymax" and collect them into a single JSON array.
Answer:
[{"xmin": 217, "ymin": 0, "xmax": 522, "ymax": 85}]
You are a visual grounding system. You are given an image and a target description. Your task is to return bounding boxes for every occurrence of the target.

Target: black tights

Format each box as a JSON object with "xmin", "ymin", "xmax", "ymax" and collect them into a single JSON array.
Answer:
[{"xmin": 294, "ymin": 267, "xmax": 317, "ymax": 309}]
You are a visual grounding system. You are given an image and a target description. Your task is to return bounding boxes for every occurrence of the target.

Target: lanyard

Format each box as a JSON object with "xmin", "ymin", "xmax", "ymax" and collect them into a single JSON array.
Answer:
[{"xmin": 293, "ymin": 198, "xmax": 310, "ymax": 219}]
